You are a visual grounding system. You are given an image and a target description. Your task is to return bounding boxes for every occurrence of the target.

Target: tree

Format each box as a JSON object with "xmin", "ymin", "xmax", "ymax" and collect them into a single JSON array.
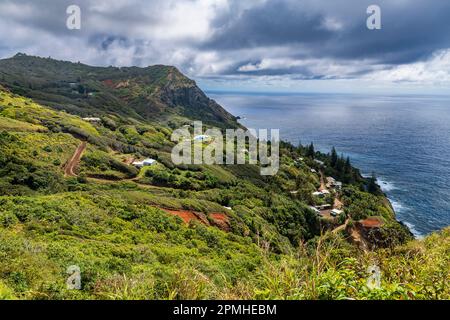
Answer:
[
  {"xmin": 368, "ymin": 172, "xmax": 378, "ymax": 194},
  {"xmin": 330, "ymin": 147, "xmax": 338, "ymax": 167},
  {"xmin": 335, "ymin": 154, "xmax": 345, "ymax": 173},
  {"xmin": 344, "ymin": 156, "xmax": 352, "ymax": 174},
  {"xmin": 306, "ymin": 142, "xmax": 315, "ymax": 158}
]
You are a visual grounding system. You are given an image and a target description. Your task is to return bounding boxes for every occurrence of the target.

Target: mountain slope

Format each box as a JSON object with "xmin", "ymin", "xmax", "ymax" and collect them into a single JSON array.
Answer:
[
  {"xmin": 0, "ymin": 53, "xmax": 239, "ymax": 128},
  {"xmin": 0, "ymin": 58, "xmax": 446, "ymax": 300}
]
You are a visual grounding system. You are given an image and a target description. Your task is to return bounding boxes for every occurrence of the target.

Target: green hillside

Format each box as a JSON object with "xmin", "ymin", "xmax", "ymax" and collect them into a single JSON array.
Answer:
[
  {"xmin": 0, "ymin": 57, "xmax": 448, "ymax": 300},
  {"xmin": 0, "ymin": 53, "xmax": 239, "ymax": 129}
]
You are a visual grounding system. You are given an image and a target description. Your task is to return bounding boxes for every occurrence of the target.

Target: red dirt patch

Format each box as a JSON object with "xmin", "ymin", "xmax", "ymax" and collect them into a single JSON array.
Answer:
[
  {"xmin": 209, "ymin": 213, "xmax": 231, "ymax": 232},
  {"xmin": 209, "ymin": 213, "xmax": 228, "ymax": 222},
  {"xmin": 102, "ymin": 79, "xmax": 115, "ymax": 88},
  {"xmin": 163, "ymin": 209, "xmax": 201, "ymax": 224},
  {"xmin": 360, "ymin": 217, "xmax": 384, "ymax": 228},
  {"xmin": 158, "ymin": 208, "xmax": 230, "ymax": 232}
]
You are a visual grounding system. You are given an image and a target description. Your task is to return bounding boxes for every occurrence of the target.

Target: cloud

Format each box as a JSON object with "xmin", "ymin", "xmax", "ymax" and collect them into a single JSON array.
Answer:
[
  {"xmin": 0, "ymin": 0, "xmax": 449, "ymax": 92},
  {"xmin": 365, "ymin": 49, "xmax": 450, "ymax": 84}
]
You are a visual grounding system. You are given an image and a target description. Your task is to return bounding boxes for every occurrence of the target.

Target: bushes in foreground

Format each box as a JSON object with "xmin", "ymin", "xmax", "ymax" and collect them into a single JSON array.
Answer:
[{"xmin": 0, "ymin": 191, "xmax": 448, "ymax": 300}]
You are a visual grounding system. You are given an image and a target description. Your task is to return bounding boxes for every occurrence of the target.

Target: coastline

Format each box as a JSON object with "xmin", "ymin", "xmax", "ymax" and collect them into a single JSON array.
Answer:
[
  {"xmin": 381, "ymin": 194, "xmax": 416, "ymax": 239},
  {"xmin": 376, "ymin": 177, "xmax": 422, "ymax": 239}
]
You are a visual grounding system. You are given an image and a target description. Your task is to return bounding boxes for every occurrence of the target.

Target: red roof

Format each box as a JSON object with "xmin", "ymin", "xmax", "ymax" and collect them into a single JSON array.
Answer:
[{"xmin": 360, "ymin": 217, "xmax": 383, "ymax": 228}]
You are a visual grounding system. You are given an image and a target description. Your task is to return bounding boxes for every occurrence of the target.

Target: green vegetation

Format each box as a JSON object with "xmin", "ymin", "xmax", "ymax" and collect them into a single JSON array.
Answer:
[
  {"xmin": 0, "ymin": 190, "xmax": 447, "ymax": 300},
  {"xmin": 0, "ymin": 56, "xmax": 448, "ymax": 300},
  {"xmin": 80, "ymin": 149, "xmax": 139, "ymax": 180},
  {"xmin": 0, "ymin": 53, "xmax": 239, "ymax": 129}
]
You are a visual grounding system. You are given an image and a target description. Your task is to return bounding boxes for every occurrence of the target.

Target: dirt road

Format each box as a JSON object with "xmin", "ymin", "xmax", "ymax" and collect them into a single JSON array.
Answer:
[
  {"xmin": 123, "ymin": 157, "xmax": 135, "ymax": 165},
  {"xmin": 64, "ymin": 141, "xmax": 87, "ymax": 177},
  {"xmin": 319, "ymin": 172, "xmax": 327, "ymax": 191},
  {"xmin": 332, "ymin": 218, "xmax": 349, "ymax": 234},
  {"xmin": 332, "ymin": 219, "xmax": 369, "ymax": 252},
  {"xmin": 334, "ymin": 197, "xmax": 344, "ymax": 209}
]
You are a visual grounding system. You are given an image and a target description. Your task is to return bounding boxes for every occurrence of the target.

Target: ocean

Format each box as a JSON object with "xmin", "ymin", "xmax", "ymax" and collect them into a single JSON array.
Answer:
[{"xmin": 209, "ymin": 91, "xmax": 450, "ymax": 237}]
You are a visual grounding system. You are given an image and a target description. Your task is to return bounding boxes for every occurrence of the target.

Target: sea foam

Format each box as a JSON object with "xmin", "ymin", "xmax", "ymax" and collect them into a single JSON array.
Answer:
[{"xmin": 377, "ymin": 177, "xmax": 398, "ymax": 192}]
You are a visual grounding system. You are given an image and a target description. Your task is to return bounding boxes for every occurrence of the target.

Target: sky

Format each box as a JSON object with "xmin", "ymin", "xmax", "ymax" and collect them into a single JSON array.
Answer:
[{"xmin": 0, "ymin": 0, "xmax": 449, "ymax": 94}]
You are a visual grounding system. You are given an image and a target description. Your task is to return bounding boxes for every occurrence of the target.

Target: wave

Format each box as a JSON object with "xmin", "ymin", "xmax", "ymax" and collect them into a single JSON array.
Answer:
[
  {"xmin": 376, "ymin": 177, "xmax": 398, "ymax": 192},
  {"xmin": 388, "ymin": 199, "xmax": 423, "ymax": 238},
  {"xmin": 389, "ymin": 199, "xmax": 405, "ymax": 213},
  {"xmin": 403, "ymin": 221, "xmax": 424, "ymax": 239}
]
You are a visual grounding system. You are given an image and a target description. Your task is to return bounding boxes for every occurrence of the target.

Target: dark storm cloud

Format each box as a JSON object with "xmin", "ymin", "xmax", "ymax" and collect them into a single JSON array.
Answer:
[
  {"xmin": 204, "ymin": 1, "xmax": 334, "ymax": 50},
  {"xmin": 328, "ymin": 1, "xmax": 450, "ymax": 64},
  {"xmin": 203, "ymin": 0, "xmax": 450, "ymax": 75},
  {"xmin": 0, "ymin": 0, "xmax": 449, "ymax": 82}
]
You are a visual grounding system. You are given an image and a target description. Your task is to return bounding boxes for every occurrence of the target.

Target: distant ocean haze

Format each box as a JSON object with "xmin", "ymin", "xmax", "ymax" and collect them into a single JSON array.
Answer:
[{"xmin": 209, "ymin": 91, "xmax": 450, "ymax": 237}]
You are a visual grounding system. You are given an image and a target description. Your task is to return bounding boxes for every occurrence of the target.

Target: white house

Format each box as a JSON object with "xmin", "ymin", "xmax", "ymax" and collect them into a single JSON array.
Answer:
[
  {"xmin": 334, "ymin": 181, "xmax": 343, "ymax": 190},
  {"xmin": 330, "ymin": 209, "xmax": 344, "ymax": 217},
  {"xmin": 309, "ymin": 206, "xmax": 321, "ymax": 215},
  {"xmin": 82, "ymin": 117, "xmax": 101, "ymax": 122},
  {"xmin": 132, "ymin": 158, "xmax": 157, "ymax": 168},
  {"xmin": 310, "ymin": 169, "xmax": 317, "ymax": 173},
  {"xmin": 314, "ymin": 159, "xmax": 325, "ymax": 166},
  {"xmin": 313, "ymin": 189, "xmax": 331, "ymax": 198}
]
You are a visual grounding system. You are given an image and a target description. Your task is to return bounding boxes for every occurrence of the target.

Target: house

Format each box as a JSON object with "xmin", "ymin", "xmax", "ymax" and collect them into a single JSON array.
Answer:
[
  {"xmin": 310, "ymin": 169, "xmax": 317, "ymax": 173},
  {"xmin": 132, "ymin": 158, "xmax": 157, "ymax": 168},
  {"xmin": 313, "ymin": 189, "xmax": 330, "ymax": 197},
  {"xmin": 359, "ymin": 217, "xmax": 383, "ymax": 228},
  {"xmin": 82, "ymin": 117, "xmax": 101, "ymax": 122},
  {"xmin": 316, "ymin": 204, "xmax": 332, "ymax": 210},
  {"xmin": 312, "ymin": 191, "xmax": 323, "ymax": 197},
  {"xmin": 314, "ymin": 159, "xmax": 325, "ymax": 166},
  {"xmin": 326, "ymin": 177, "xmax": 343, "ymax": 190},
  {"xmin": 330, "ymin": 209, "xmax": 344, "ymax": 217},
  {"xmin": 309, "ymin": 206, "xmax": 321, "ymax": 215},
  {"xmin": 193, "ymin": 134, "xmax": 211, "ymax": 142}
]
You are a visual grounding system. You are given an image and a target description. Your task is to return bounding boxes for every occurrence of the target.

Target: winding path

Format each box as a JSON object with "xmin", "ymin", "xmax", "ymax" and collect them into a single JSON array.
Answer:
[
  {"xmin": 332, "ymin": 218, "xmax": 349, "ymax": 234},
  {"xmin": 64, "ymin": 141, "xmax": 87, "ymax": 177},
  {"xmin": 332, "ymin": 219, "xmax": 369, "ymax": 253},
  {"xmin": 319, "ymin": 172, "xmax": 327, "ymax": 191}
]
